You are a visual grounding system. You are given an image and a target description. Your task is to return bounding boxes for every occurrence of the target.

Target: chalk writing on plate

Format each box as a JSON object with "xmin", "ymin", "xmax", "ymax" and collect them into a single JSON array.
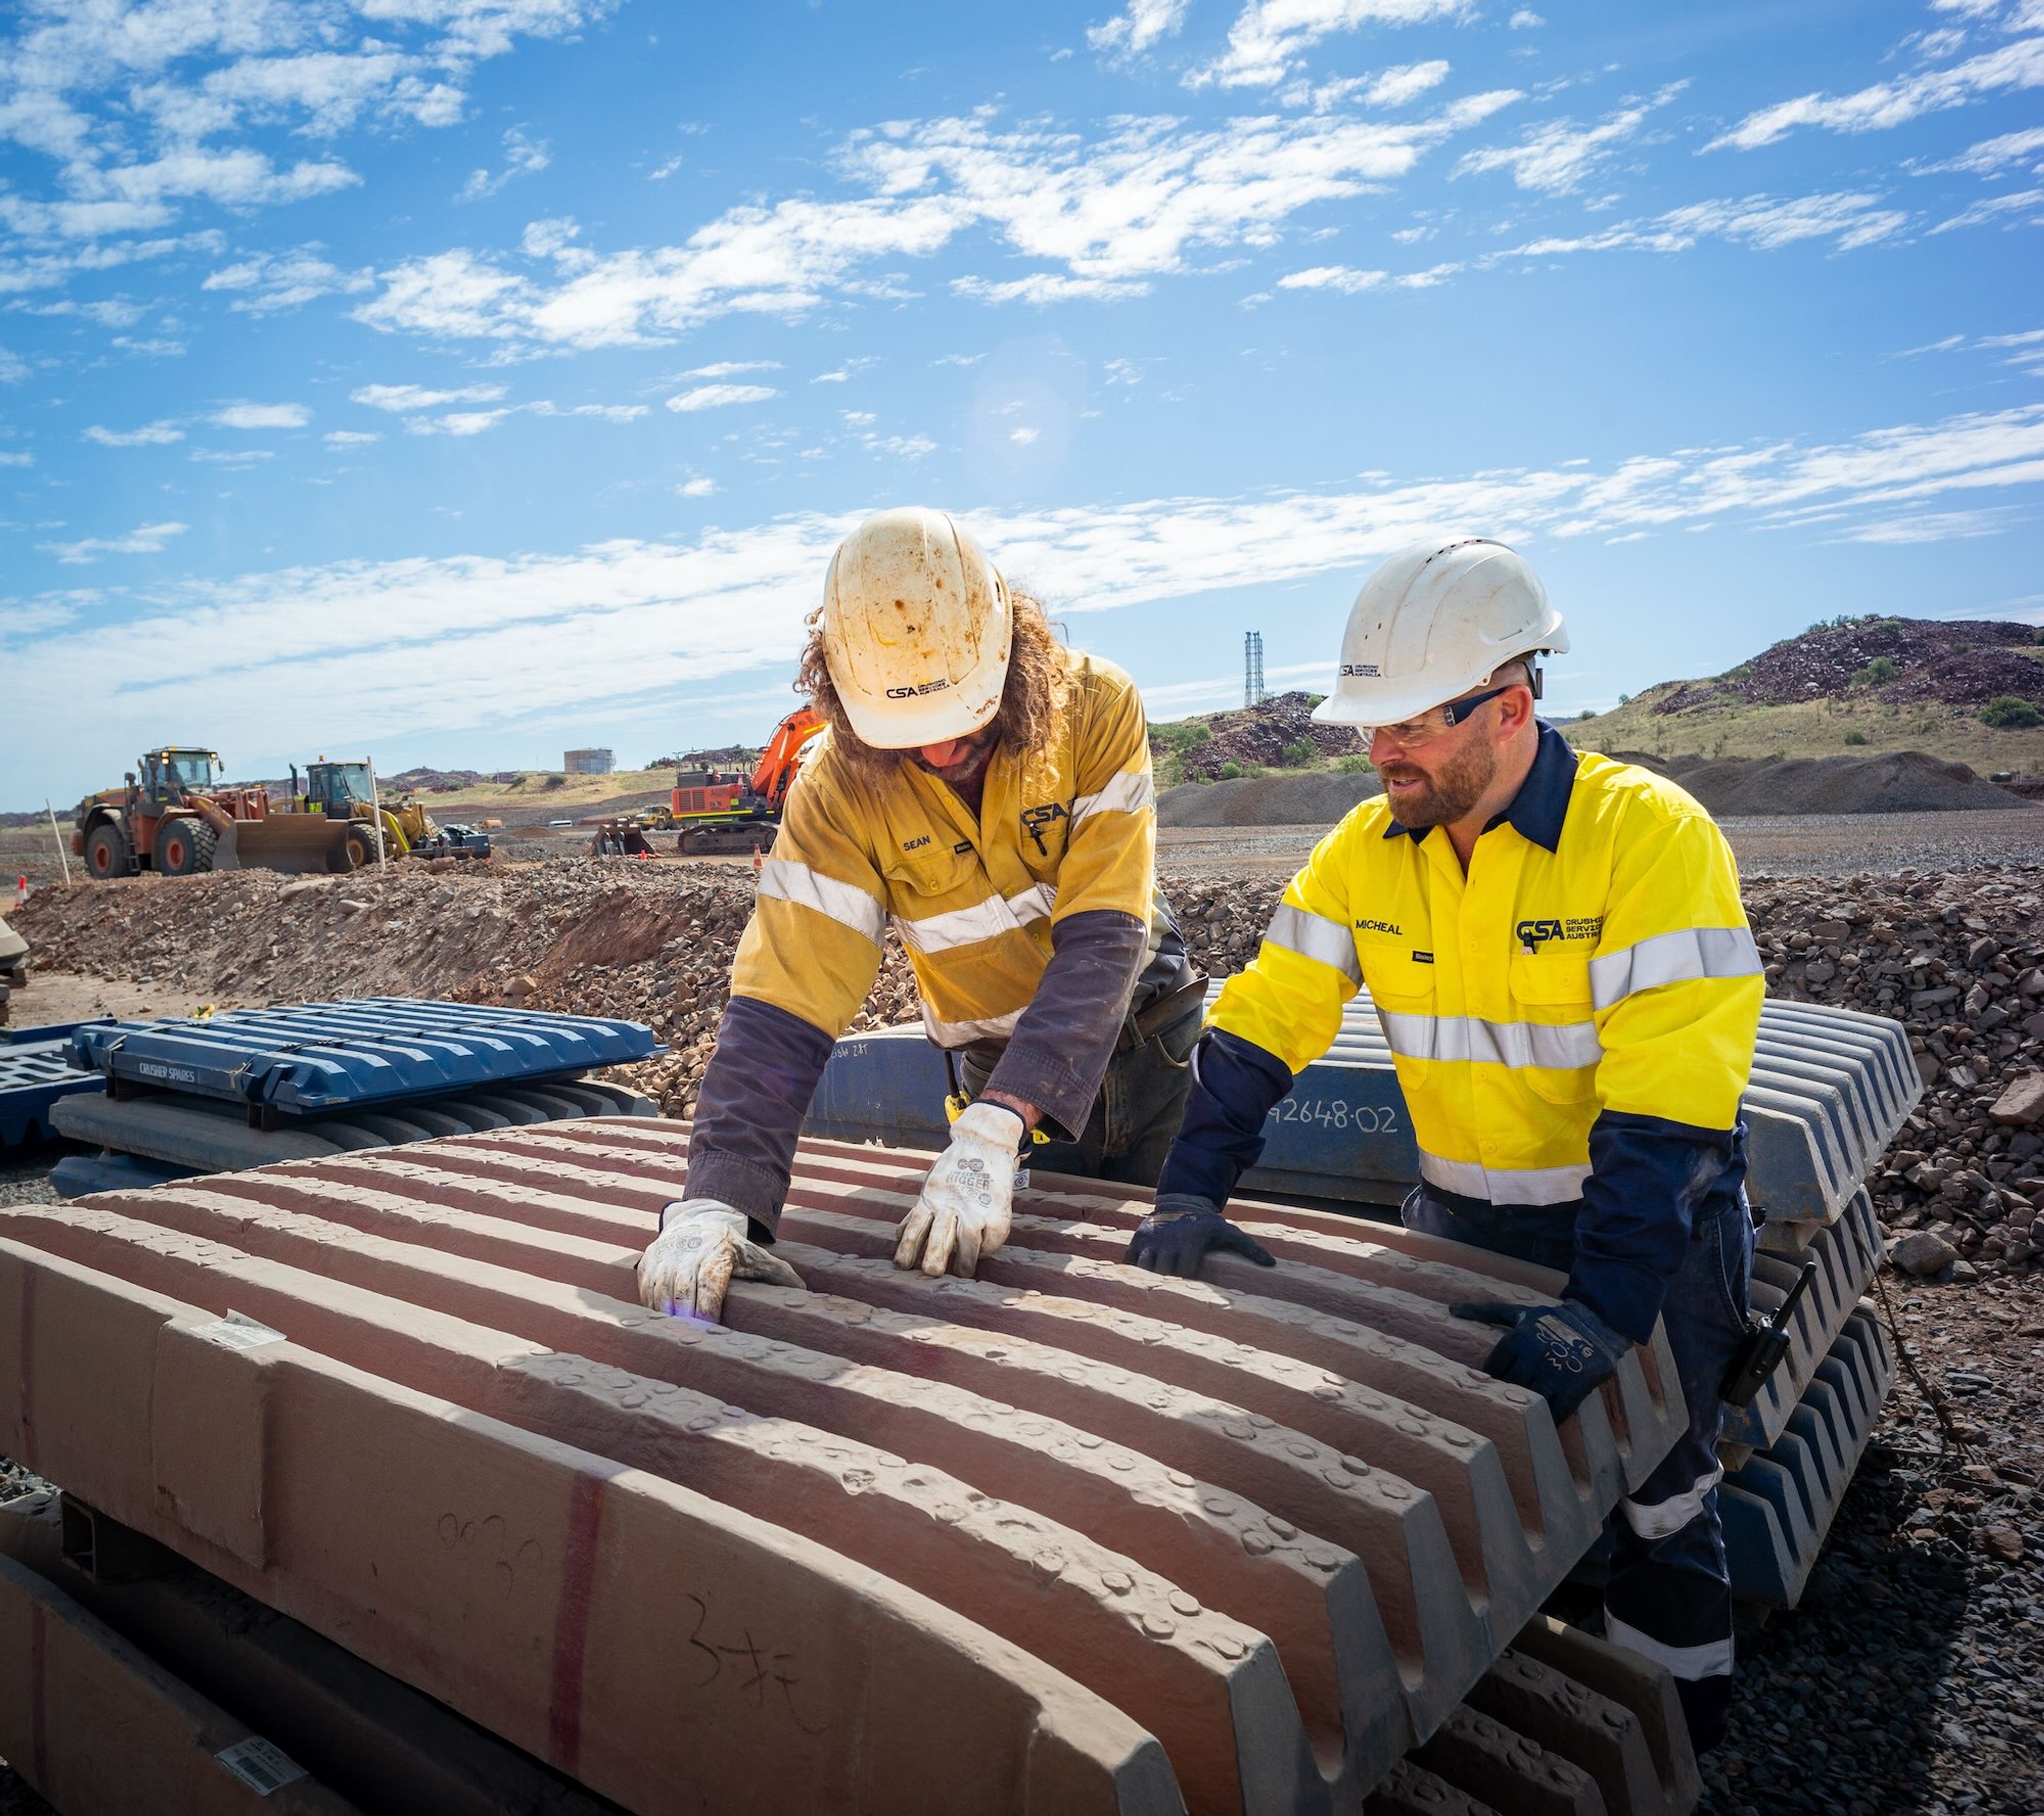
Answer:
[{"xmin": 687, "ymin": 1591, "xmax": 830, "ymax": 1734}]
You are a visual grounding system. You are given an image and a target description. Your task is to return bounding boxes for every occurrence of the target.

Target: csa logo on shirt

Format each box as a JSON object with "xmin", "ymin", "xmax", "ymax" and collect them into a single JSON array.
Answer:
[
  {"xmin": 1020, "ymin": 802, "xmax": 1068, "ymax": 855},
  {"xmin": 1516, "ymin": 915, "xmax": 1603, "ymax": 952}
]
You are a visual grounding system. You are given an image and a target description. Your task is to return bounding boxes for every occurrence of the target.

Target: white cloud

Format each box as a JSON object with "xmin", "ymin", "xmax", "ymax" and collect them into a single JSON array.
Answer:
[
  {"xmin": 351, "ymin": 382, "xmax": 509, "ymax": 412},
  {"xmin": 0, "ymin": 2, "xmax": 613, "ymax": 298},
  {"xmin": 681, "ymin": 360, "xmax": 782, "ymax": 378},
  {"xmin": 666, "ymin": 384, "xmax": 779, "ymax": 411},
  {"xmin": 812, "ymin": 368, "xmax": 851, "ymax": 383},
  {"xmin": 952, "ymin": 273, "xmax": 1151, "ymax": 304},
  {"xmin": 189, "ymin": 447, "xmax": 275, "ymax": 466},
  {"xmin": 1496, "ymin": 191, "xmax": 1909, "ymax": 257},
  {"xmin": 864, "ymin": 432, "xmax": 936, "ymax": 459},
  {"xmin": 677, "ymin": 476, "xmax": 719, "ymax": 497},
  {"xmin": 1709, "ymin": 31, "xmax": 2044, "ymax": 151},
  {"xmin": 324, "ymin": 430, "xmax": 381, "ymax": 447},
  {"xmin": 543, "ymin": 402, "xmax": 649, "ymax": 422},
  {"xmin": 212, "ymin": 401, "xmax": 310, "ymax": 430},
  {"xmin": 1508, "ymin": 10, "xmax": 1545, "ymax": 27},
  {"xmin": 39, "ymin": 519, "xmax": 188, "ymax": 564},
  {"xmin": 1908, "ymin": 124, "xmax": 2044, "ymax": 174},
  {"xmin": 84, "ymin": 420, "xmax": 184, "ymax": 447},
  {"xmin": 203, "ymin": 245, "xmax": 373, "ymax": 314},
  {"xmin": 0, "ymin": 451, "xmax": 34, "ymax": 467},
  {"xmin": 408, "ymin": 409, "xmax": 514, "ymax": 438},
  {"xmin": 1278, "ymin": 259, "xmax": 1462, "ymax": 291},
  {"xmin": 458, "ymin": 126, "xmax": 552, "ymax": 202},
  {"xmin": 359, "ymin": 96, "xmax": 1523, "ymax": 348},
  {"xmin": 17, "ymin": 402, "xmax": 2042, "ymax": 771},
  {"xmin": 1361, "ymin": 61, "xmax": 1453, "ymax": 106},
  {"xmin": 1089, "ymin": 0, "xmax": 1191, "ymax": 58},
  {"xmin": 1931, "ymin": 186, "xmax": 2044, "ymax": 230},
  {"xmin": 1456, "ymin": 83, "xmax": 1684, "ymax": 194},
  {"xmin": 1189, "ymin": 0, "xmax": 1471, "ymax": 90}
]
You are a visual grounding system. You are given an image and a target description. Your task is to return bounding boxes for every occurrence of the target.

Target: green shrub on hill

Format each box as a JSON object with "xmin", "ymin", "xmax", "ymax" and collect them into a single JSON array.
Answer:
[
  {"xmin": 1336, "ymin": 753, "xmax": 1374, "ymax": 773},
  {"xmin": 1843, "ymin": 730, "xmax": 1868, "ymax": 746},
  {"xmin": 1980, "ymin": 696, "xmax": 2043, "ymax": 729},
  {"xmin": 1852, "ymin": 656, "xmax": 1898, "ymax": 687}
]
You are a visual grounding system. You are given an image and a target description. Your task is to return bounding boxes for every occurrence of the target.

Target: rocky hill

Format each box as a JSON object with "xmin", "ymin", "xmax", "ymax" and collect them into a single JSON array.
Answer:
[
  {"xmin": 1567, "ymin": 614, "xmax": 2044, "ymax": 773},
  {"xmin": 1148, "ymin": 691, "xmax": 1363, "ymax": 782}
]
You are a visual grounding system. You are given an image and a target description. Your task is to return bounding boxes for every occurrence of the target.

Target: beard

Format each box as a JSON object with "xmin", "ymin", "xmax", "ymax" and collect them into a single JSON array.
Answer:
[{"xmin": 1379, "ymin": 732, "xmax": 1498, "ymax": 828}]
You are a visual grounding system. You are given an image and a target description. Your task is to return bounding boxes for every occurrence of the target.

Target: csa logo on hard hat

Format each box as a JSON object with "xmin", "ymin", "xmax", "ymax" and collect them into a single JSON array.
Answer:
[
  {"xmin": 1340, "ymin": 663, "xmax": 1381, "ymax": 677},
  {"xmin": 885, "ymin": 678, "xmax": 952, "ymax": 699}
]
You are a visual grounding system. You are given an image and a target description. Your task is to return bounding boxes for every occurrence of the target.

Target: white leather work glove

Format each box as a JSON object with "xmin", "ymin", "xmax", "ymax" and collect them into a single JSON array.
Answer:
[
  {"xmin": 637, "ymin": 1199, "xmax": 805, "ymax": 1324},
  {"xmin": 893, "ymin": 1101, "xmax": 1025, "ymax": 1278}
]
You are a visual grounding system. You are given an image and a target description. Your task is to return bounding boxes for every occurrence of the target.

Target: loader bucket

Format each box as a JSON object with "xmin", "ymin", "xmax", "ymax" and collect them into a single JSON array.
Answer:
[{"xmin": 214, "ymin": 817, "xmax": 358, "ymax": 874}]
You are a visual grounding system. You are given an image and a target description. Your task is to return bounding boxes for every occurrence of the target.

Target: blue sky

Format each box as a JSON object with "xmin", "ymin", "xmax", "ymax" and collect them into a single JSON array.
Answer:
[{"xmin": 2, "ymin": 0, "xmax": 2040, "ymax": 805}]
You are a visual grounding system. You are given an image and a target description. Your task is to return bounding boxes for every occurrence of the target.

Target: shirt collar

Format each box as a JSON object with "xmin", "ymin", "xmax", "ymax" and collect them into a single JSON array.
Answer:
[{"xmin": 1381, "ymin": 719, "xmax": 1579, "ymax": 851}]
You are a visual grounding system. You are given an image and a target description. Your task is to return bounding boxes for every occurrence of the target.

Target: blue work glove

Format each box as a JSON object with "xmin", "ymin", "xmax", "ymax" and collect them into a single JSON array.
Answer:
[
  {"xmin": 1451, "ymin": 1298, "xmax": 1631, "ymax": 1422},
  {"xmin": 1125, "ymin": 1194, "xmax": 1278, "ymax": 1279}
]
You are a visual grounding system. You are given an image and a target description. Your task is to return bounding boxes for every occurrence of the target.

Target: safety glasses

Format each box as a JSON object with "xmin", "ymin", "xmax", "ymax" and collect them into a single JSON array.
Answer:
[{"xmin": 1363, "ymin": 683, "xmax": 1515, "ymax": 751}]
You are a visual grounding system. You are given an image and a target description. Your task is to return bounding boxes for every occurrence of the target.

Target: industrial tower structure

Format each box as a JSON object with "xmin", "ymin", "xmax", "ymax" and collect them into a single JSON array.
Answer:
[{"xmin": 1243, "ymin": 631, "xmax": 1266, "ymax": 708}]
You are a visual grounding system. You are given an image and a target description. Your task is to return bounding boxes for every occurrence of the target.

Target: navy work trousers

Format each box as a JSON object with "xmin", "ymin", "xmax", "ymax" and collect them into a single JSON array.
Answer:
[{"xmin": 1402, "ymin": 1182, "xmax": 1753, "ymax": 1755}]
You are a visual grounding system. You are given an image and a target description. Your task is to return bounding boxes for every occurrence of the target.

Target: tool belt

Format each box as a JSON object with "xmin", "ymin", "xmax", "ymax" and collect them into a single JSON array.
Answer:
[{"xmin": 1113, "ymin": 972, "xmax": 1209, "ymax": 1054}]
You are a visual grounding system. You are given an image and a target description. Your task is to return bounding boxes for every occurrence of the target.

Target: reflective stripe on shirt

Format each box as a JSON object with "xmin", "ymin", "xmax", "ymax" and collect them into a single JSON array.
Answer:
[
  {"xmin": 1266, "ymin": 903, "xmax": 1362, "ymax": 981},
  {"xmin": 1072, "ymin": 770, "xmax": 1156, "ymax": 823},
  {"xmin": 1589, "ymin": 926, "xmax": 1762, "ymax": 1011},
  {"xmin": 1379, "ymin": 1010, "xmax": 1602, "ymax": 1070},
  {"xmin": 895, "ymin": 882, "xmax": 1060, "ymax": 955},
  {"xmin": 923, "ymin": 1003, "xmax": 1028, "ymax": 1047},
  {"xmin": 1420, "ymin": 1148, "xmax": 1593, "ymax": 1206},
  {"xmin": 757, "ymin": 858, "xmax": 884, "ymax": 947}
]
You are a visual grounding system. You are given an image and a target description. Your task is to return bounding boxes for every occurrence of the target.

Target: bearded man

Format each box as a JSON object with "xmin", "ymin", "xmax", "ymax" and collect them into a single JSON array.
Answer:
[
  {"xmin": 638, "ymin": 506, "xmax": 1202, "ymax": 1323},
  {"xmin": 1135, "ymin": 535, "xmax": 1764, "ymax": 1758}
]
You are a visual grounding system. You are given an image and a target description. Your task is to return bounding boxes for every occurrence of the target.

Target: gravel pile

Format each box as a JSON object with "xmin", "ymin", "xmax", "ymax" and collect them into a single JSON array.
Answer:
[
  {"xmin": 1623, "ymin": 751, "xmax": 2033, "ymax": 817},
  {"xmin": 1159, "ymin": 770, "xmax": 1384, "ymax": 827}
]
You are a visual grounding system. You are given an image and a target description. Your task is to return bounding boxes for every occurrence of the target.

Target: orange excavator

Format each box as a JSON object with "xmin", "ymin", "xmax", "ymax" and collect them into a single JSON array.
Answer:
[{"xmin": 671, "ymin": 706, "xmax": 824, "ymax": 855}]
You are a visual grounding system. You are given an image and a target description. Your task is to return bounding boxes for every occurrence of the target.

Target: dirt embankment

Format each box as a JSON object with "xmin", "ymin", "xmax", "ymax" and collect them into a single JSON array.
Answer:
[
  {"xmin": 1620, "ymin": 749, "xmax": 2035, "ymax": 816},
  {"xmin": 1159, "ymin": 747, "xmax": 2035, "ymax": 829}
]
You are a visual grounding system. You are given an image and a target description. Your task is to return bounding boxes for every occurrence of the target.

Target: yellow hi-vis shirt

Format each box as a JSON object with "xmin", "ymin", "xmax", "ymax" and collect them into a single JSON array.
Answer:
[
  {"xmin": 1209, "ymin": 729, "xmax": 1764, "ymax": 1212},
  {"xmin": 731, "ymin": 648, "xmax": 1169, "ymax": 1054}
]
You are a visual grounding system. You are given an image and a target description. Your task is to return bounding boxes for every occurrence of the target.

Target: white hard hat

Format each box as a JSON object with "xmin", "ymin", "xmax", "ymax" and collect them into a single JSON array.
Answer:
[
  {"xmin": 821, "ymin": 507, "xmax": 1013, "ymax": 748},
  {"xmin": 1313, "ymin": 536, "xmax": 1568, "ymax": 727}
]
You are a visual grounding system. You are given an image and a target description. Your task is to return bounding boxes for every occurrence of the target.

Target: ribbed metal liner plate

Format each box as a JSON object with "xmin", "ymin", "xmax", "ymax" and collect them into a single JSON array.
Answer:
[
  {"xmin": 0, "ymin": 1021, "xmax": 108, "ymax": 1148},
  {"xmin": 1720, "ymin": 1306, "xmax": 1898, "ymax": 1608},
  {"xmin": 0, "ymin": 1121, "xmax": 1694, "ymax": 1813},
  {"xmin": 808, "ymin": 988, "xmax": 1919, "ymax": 1231},
  {"xmin": 65, "ymin": 999, "xmax": 663, "ymax": 1116}
]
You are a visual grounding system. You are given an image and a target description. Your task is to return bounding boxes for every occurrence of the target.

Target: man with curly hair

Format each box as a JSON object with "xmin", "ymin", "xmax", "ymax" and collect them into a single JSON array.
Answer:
[{"xmin": 638, "ymin": 507, "xmax": 1214, "ymax": 1324}]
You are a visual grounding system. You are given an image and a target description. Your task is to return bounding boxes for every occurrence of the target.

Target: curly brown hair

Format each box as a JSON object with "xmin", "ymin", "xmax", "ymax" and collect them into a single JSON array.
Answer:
[{"xmin": 795, "ymin": 590, "xmax": 1070, "ymax": 783}]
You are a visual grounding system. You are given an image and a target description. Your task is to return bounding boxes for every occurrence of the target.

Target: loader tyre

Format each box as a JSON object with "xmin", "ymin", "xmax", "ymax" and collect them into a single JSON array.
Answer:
[
  {"xmin": 154, "ymin": 816, "xmax": 216, "ymax": 876},
  {"xmin": 343, "ymin": 824, "xmax": 382, "ymax": 869},
  {"xmin": 84, "ymin": 822, "xmax": 132, "ymax": 879}
]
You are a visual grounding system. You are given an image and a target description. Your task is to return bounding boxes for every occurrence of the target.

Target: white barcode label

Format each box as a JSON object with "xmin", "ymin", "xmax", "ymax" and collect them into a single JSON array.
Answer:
[
  {"xmin": 216, "ymin": 1736, "xmax": 307, "ymax": 1796},
  {"xmin": 191, "ymin": 1312, "xmax": 287, "ymax": 1352}
]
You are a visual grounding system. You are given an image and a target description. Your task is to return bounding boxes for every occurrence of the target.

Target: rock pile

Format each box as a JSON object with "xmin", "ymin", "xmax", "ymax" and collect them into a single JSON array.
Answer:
[
  {"xmin": 1157, "ymin": 692, "xmax": 1363, "ymax": 780},
  {"xmin": 1747, "ymin": 866, "xmax": 2044, "ymax": 1282},
  {"xmin": 1651, "ymin": 615, "xmax": 2041, "ymax": 719}
]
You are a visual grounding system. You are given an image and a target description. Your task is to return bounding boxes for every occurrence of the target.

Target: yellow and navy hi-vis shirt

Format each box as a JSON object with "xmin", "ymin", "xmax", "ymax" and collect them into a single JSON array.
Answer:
[{"xmin": 1202, "ymin": 722, "xmax": 1764, "ymax": 1339}]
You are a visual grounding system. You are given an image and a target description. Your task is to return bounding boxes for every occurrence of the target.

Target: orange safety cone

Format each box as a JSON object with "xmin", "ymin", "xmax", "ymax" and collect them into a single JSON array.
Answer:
[
  {"xmin": 13, "ymin": 876, "xmax": 23, "ymax": 908},
  {"xmin": 751, "ymin": 843, "xmax": 763, "ymax": 876}
]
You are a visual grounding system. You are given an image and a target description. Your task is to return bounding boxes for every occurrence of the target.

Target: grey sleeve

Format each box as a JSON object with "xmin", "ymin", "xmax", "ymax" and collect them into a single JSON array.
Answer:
[
  {"xmin": 684, "ymin": 995, "xmax": 837, "ymax": 1237},
  {"xmin": 984, "ymin": 907, "xmax": 1149, "ymax": 1143}
]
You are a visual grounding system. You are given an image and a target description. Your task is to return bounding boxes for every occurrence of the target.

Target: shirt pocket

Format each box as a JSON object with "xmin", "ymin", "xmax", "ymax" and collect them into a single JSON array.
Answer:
[
  {"xmin": 1507, "ymin": 953, "xmax": 1601, "ymax": 1104},
  {"xmin": 881, "ymin": 841, "xmax": 979, "ymax": 902},
  {"xmin": 1360, "ymin": 947, "xmax": 1438, "ymax": 1088}
]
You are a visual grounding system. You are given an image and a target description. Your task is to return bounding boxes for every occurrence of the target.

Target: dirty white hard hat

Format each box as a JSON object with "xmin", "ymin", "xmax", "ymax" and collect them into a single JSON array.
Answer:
[
  {"xmin": 821, "ymin": 507, "xmax": 1014, "ymax": 749},
  {"xmin": 1313, "ymin": 536, "xmax": 1568, "ymax": 727}
]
